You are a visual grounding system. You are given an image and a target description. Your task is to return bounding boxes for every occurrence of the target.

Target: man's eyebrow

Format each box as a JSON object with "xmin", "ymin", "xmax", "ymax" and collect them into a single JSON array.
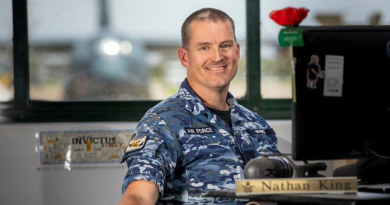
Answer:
[
  {"xmin": 220, "ymin": 40, "xmax": 234, "ymax": 44},
  {"xmin": 196, "ymin": 40, "xmax": 234, "ymax": 46},
  {"xmin": 196, "ymin": 42, "xmax": 211, "ymax": 46}
]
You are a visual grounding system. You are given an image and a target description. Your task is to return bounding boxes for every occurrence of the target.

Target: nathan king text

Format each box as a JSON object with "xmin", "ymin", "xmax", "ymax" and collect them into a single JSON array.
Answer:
[{"xmin": 259, "ymin": 180, "xmax": 353, "ymax": 191}]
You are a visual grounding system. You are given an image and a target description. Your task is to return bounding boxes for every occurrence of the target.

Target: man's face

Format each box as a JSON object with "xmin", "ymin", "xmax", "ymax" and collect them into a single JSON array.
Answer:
[
  {"xmin": 312, "ymin": 55, "xmax": 318, "ymax": 63},
  {"xmin": 179, "ymin": 20, "xmax": 240, "ymax": 93}
]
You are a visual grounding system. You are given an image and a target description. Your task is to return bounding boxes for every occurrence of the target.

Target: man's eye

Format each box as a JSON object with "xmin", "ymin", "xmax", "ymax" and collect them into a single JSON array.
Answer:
[
  {"xmin": 221, "ymin": 44, "xmax": 231, "ymax": 48},
  {"xmin": 200, "ymin": 46, "xmax": 208, "ymax": 50}
]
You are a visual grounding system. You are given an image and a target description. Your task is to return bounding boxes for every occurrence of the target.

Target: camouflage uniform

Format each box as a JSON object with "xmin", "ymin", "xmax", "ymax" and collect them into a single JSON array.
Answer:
[{"xmin": 121, "ymin": 79, "xmax": 278, "ymax": 204}]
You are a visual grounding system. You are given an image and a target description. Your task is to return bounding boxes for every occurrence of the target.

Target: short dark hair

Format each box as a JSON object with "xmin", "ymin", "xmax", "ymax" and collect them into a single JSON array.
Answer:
[{"xmin": 181, "ymin": 8, "xmax": 237, "ymax": 50}]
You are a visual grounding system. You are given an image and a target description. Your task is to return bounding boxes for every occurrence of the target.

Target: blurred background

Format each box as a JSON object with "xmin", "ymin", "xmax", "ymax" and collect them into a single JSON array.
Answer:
[
  {"xmin": 1, "ymin": 0, "xmax": 389, "ymax": 102},
  {"xmin": 1, "ymin": 1, "xmax": 390, "ymax": 205}
]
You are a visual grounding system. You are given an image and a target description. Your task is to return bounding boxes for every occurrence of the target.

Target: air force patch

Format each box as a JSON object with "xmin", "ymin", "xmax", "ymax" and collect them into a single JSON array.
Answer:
[
  {"xmin": 124, "ymin": 135, "xmax": 147, "ymax": 153},
  {"xmin": 185, "ymin": 127, "xmax": 215, "ymax": 134}
]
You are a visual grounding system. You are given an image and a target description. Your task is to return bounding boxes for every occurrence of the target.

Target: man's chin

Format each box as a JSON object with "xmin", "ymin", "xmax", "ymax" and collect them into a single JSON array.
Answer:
[{"xmin": 208, "ymin": 81, "xmax": 230, "ymax": 91}]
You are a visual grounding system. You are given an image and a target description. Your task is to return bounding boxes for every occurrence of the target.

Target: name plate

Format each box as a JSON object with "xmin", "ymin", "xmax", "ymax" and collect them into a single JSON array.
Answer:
[{"xmin": 236, "ymin": 177, "xmax": 357, "ymax": 195}]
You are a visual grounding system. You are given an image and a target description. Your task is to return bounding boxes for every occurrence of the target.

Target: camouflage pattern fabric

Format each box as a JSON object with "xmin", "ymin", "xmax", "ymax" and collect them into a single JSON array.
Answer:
[{"xmin": 121, "ymin": 79, "xmax": 278, "ymax": 204}]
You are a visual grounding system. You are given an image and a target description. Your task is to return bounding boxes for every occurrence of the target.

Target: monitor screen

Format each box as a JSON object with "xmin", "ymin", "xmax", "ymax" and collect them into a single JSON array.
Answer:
[{"xmin": 292, "ymin": 26, "xmax": 390, "ymax": 160}]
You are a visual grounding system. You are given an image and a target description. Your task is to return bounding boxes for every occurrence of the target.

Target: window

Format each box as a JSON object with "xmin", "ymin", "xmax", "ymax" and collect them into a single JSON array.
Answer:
[
  {"xmin": 4, "ymin": 0, "xmax": 294, "ymax": 123},
  {"xmin": 0, "ymin": 0, "xmax": 13, "ymax": 102},
  {"xmin": 28, "ymin": 0, "xmax": 247, "ymax": 101},
  {"xmin": 260, "ymin": 0, "xmax": 390, "ymax": 99}
]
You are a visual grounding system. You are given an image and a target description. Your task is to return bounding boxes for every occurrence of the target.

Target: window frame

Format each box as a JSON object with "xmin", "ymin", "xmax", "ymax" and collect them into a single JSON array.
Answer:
[{"xmin": 2, "ymin": 0, "xmax": 291, "ymax": 123}]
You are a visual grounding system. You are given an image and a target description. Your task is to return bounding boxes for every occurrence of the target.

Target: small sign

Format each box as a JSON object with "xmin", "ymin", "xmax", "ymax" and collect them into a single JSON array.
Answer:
[
  {"xmin": 323, "ymin": 55, "xmax": 344, "ymax": 97},
  {"xmin": 278, "ymin": 27, "xmax": 304, "ymax": 47},
  {"xmin": 39, "ymin": 130, "xmax": 134, "ymax": 166}
]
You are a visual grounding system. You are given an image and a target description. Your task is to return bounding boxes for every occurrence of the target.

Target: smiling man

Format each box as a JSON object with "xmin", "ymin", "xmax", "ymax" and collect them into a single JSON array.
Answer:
[
  {"xmin": 119, "ymin": 8, "xmax": 278, "ymax": 205},
  {"xmin": 178, "ymin": 13, "xmax": 239, "ymax": 112}
]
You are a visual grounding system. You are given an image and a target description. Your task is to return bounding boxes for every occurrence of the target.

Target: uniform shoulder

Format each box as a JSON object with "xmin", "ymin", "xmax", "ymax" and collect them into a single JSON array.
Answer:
[
  {"xmin": 234, "ymin": 103, "xmax": 269, "ymax": 124},
  {"xmin": 145, "ymin": 93, "xmax": 188, "ymax": 118}
]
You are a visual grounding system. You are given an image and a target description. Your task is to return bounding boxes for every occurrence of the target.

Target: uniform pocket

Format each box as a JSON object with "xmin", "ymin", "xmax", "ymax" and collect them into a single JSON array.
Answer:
[
  {"xmin": 180, "ymin": 133, "xmax": 224, "ymax": 166},
  {"xmin": 246, "ymin": 128, "xmax": 278, "ymax": 153}
]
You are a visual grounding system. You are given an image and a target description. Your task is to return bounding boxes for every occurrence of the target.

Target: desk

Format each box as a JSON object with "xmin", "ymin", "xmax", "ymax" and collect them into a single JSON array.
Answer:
[{"xmin": 204, "ymin": 190, "xmax": 390, "ymax": 205}]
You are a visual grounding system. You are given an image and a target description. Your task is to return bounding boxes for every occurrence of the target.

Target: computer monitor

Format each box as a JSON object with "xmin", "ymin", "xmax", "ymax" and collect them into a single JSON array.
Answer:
[{"xmin": 292, "ymin": 26, "xmax": 390, "ymax": 161}]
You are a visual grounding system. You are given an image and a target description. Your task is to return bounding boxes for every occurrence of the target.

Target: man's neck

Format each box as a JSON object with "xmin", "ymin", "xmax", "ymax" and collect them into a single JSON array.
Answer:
[
  {"xmin": 202, "ymin": 93, "xmax": 229, "ymax": 111},
  {"xmin": 187, "ymin": 81, "xmax": 230, "ymax": 111}
]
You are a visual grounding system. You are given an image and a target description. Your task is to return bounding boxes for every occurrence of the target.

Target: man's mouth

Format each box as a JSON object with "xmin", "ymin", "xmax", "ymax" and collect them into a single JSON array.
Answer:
[{"xmin": 207, "ymin": 66, "xmax": 227, "ymax": 71}]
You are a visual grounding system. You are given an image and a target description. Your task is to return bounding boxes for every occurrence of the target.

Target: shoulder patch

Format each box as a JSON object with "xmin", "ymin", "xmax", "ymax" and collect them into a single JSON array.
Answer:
[{"xmin": 124, "ymin": 135, "xmax": 147, "ymax": 153}]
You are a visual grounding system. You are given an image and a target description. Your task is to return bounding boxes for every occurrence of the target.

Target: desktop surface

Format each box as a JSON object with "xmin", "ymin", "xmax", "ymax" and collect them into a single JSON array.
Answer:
[
  {"xmin": 204, "ymin": 190, "xmax": 390, "ymax": 205},
  {"xmin": 358, "ymin": 184, "xmax": 390, "ymax": 194}
]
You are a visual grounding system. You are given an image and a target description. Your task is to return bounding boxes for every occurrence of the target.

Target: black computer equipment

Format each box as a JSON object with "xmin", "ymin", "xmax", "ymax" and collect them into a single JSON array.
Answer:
[{"xmin": 292, "ymin": 26, "xmax": 390, "ymax": 161}]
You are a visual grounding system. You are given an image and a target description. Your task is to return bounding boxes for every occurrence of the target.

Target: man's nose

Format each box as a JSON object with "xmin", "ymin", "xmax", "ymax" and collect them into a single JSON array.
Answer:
[{"xmin": 211, "ymin": 47, "xmax": 224, "ymax": 62}]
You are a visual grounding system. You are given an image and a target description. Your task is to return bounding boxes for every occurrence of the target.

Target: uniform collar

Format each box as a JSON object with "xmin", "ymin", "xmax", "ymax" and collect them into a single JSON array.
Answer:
[{"xmin": 178, "ymin": 78, "xmax": 238, "ymax": 116}]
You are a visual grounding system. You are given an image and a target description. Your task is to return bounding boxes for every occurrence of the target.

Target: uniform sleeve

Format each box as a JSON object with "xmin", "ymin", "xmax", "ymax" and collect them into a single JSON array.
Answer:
[
  {"xmin": 255, "ymin": 115, "xmax": 279, "ymax": 154},
  {"xmin": 264, "ymin": 127, "xmax": 279, "ymax": 153},
  {"xmin": 121, "ymin": 113, "xmax": 181, "ymax": 196}
]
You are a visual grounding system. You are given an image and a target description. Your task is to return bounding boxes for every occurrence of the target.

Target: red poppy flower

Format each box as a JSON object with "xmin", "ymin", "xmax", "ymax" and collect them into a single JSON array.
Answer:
[{"xmin": 269, "ymin": 7, "xmax": 309, "ymax": 27}]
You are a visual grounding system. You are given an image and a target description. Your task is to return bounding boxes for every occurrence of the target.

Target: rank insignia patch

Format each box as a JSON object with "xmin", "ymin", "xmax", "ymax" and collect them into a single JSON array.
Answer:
[
  {"xmin": 246, "ymin": 129, "xmax": 266, "ymax": 136},
  {"xmin": 124, "ymin": 135, "xmax": 147, "ymax": 153}
]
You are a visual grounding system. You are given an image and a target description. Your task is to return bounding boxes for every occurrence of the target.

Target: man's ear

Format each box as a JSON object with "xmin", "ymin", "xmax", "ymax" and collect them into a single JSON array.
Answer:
[
  {"xmin": 178, "ymin": 47, "xmax": 189, "ymax": 68},
  {"xmin": 235, "ymin": 42, "xmax": 241, "ymax": 60}
]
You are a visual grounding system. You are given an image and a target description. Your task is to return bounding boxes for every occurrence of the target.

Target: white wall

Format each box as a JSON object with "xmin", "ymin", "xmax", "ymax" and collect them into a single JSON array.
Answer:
[
  {"xmin": 0, "ymin": 120, "xmax": 334, "ymax": 205},
  {"xmin": 0, "ymin": 123, "xmax": 135, "ymax": 205}
]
